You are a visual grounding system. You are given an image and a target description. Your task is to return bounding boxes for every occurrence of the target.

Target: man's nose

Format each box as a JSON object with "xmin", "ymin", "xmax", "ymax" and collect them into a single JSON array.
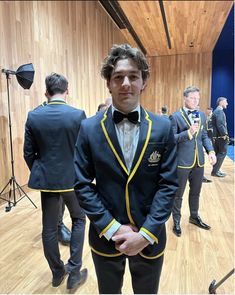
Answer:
[{"xmin": 122, "ymin": 76, "xmax": 130, "ymax": 87}]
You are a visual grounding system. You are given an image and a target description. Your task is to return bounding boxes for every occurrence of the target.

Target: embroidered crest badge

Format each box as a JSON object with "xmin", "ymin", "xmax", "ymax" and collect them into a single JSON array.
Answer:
[{"xmin": 148, "ymin": 151, "xmax": 161, "ymax": 166}]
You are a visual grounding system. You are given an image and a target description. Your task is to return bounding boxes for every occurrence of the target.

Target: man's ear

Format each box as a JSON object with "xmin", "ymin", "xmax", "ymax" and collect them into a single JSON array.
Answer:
[
  {"xmin": 141, "ymin": 81, "xmax": 147, "ymax": 91},
  {"xmin": 45, "ymin": 90, "xmax": 50, "ymax": 99}
]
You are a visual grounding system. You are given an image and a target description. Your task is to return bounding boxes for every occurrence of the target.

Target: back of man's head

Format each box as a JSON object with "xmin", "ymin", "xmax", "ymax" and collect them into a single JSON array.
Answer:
[
  {"xmin": 45, "ymin": 73, "xmax": 68, "ymax": 96},
  {"xmin": 161, "ymin": 106, "xmax": 168, "ymax": 114}
]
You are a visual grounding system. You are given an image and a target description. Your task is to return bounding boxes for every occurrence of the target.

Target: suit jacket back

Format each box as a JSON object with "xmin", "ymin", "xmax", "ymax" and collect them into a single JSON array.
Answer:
[{"xmin": 24, "ymin": 101, "xmax": 86, "ymax": 191}]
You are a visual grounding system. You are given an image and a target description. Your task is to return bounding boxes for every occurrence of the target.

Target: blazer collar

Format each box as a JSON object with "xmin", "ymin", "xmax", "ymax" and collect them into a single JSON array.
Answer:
[{"xmin": 100, "ymin": 106, "xmax": 152, "ymax": 177}]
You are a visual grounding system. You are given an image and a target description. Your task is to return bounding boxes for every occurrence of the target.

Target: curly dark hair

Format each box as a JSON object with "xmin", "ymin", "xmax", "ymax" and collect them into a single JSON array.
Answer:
[{"xmin": 101, "ymin": 44, "xmax": 150, "ymax": 82}]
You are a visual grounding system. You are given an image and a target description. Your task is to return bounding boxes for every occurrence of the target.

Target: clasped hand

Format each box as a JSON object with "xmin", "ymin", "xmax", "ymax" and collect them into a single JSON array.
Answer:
[{"xmin": 111, "ymin": 224, "xmax": 150, "ymax": 256}]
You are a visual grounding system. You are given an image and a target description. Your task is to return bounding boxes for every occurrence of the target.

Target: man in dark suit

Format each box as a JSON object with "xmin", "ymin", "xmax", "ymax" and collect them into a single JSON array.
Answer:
[
  {"xmin": 24, "ymin": 73, "xmax": 87, "ymax": 290},
  {"xmin": 211, "ymin": 97, "xmax": 229, "ymax": 177},
  {"xmin": 74, "ymin": 44, "xmax": 178, "ymax": 294},
  {"xmin": 170, "ymin": 86, "xmax": 216, "ymax": 237},
  {"xmin": 35, "ymin": 101, "xmax": 72, "ymax": 246}
]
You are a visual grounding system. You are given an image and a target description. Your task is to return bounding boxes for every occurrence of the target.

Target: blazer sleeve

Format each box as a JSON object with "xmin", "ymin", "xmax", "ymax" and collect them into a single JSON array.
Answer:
[
  {"xmin": 74, "ymin": 121, "xmax": 116, "ymax": 235},
  {"xmin": 23, "ymin": 114, "xmax": 38, "ymax": 171},
  {"xmin": 140, "ymin": 122, "xmax": 178, "ymax": 240},
  {"xmin": 215, "ymin": 111, "xmax": 227, "ymax": 136},
  {"xmin": 201, "ymin": 112, "xmax": 214, "ymax": 153},
  {"xmin": 170, "ymin": 114, "xmax": 191, "ymax": 143}
]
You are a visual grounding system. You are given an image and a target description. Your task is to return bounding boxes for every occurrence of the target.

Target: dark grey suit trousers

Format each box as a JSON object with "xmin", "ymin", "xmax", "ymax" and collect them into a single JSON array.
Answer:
[{"xmin": 172, "ymin": 165, "xmax": 204, "ymax": 223}]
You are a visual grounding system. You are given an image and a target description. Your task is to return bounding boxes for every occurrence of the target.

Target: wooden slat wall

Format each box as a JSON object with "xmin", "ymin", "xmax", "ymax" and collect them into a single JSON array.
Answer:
[
  {"xmin": 141, "ymin": 52, "xmax": 212, "ymax": 115},
  {"xmin": 0, "ymin": 1, "xmax": 127, "ymax": 194}
]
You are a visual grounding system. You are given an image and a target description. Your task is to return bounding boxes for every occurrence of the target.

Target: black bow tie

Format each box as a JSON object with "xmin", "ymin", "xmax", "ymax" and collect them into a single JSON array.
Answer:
[
  {"xmin": 188, "ymin": 110, "xmax": 197, "ymax": 115},
  {"xmin": 113, "ymin": 110, "xmax": 139, "ymax": 124}
]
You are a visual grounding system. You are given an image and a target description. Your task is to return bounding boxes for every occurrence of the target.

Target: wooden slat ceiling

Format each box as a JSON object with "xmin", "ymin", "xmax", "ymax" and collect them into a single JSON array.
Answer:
[{"xmin": 117, "ymin": 0, "xmax": 234, "ymax": 57}]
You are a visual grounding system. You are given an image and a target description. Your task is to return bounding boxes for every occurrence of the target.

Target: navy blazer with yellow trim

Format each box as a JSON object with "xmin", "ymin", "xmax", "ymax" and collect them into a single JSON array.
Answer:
[
  {"xmin": 24, "ymin": 101, "xmax": 86, "ymax": 191},
  {"xmin": 74, "ymin": 106, "xmax": 178, "ymax": 259},
  {"xmin": 170, "ymin": 108, "xmax": 214, "ymax": 168}
]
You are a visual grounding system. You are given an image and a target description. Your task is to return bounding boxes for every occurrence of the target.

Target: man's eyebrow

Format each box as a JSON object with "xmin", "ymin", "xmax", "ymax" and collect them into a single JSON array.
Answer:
[{"xmin": 112, "ymin": 70, "xmax": 140, "ymax": 74}]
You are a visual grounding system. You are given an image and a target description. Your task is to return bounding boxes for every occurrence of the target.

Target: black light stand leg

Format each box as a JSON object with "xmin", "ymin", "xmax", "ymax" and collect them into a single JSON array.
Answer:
[
  {"xmin": 209, "ymin": 268, "xmax": 235, "ymax": 294},
  {"xmin": 13, "ymin": 177, "xmax": 37, "ymax": 208},
  {"xmin": 0, "ymin": 179, "xmax": 15, "ymax": 212},
  {"xmin": 0, "ymin": 71, "xmax": 37, "ymax": 212}
]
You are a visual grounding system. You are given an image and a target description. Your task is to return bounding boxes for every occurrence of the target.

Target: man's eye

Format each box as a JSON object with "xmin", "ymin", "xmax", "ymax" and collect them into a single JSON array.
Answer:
[
  {"xmin": 130, "ymin": 75, "xmax": 139, "ymax": 80},
  {"xmin": 114, "ymin": 75, "xmax": 122, "ymax": 80}
]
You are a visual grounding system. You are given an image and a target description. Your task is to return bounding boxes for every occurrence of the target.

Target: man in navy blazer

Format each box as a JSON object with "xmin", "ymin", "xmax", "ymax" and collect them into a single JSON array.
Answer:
[
  {"xmin": 211, "ymin": 97, "xmax": 229, "ymax": 177},
  {"xmin": 170, "ymin": 86, "xmax": 216, "ymax": 237},
  {"xmin": 74, "ymin": 44, "xmax": 178, "ymax": 294},
  {"xmin": 24, "ymin": 73, "xmax": 87, "ymax": 290}
]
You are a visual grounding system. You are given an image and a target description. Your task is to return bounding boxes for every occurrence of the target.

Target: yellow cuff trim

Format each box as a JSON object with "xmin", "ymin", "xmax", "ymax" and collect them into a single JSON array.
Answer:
[
  {"xmin": 209, "ymin": 151, "xmax": 215, "ymax": 154},
  {"xmin": 99, "ymin": 219, "xmax": 116, "ymax": 238},
  {"xmin": 187, "ymin": 130, "xmax": 193, "ymax": 140},
  {"xmin": 140, "ymin": 227, "xmax": 158, "ymax": 243}
]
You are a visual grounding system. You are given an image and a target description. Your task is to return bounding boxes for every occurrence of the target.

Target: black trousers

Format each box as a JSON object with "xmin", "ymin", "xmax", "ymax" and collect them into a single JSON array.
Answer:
[
  {"xmin": 92, "ymin": 251, "xmax": 164, "ymax": 294},
  {"xmin": 212, "ymin": 138, "xmax": 228, "ymax": 174},
  {"xmin": 172, "ymin": 165, "xmax": 204, "ymax": 223},
  {"xmin": 58, "ymin": 196, "xmax": 65, "ymax": 226},
  {"xmin": 41, "ymin": 191, "xmax": 86, "ymax": 278}
]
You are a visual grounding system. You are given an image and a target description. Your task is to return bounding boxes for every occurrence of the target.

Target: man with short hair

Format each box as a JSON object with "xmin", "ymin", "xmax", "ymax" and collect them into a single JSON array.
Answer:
[
  {"xmin": 24, "ymin": 73, "xmax": 87, "ymax": 290},
  {"xmin": 34, "ymin": 100, "xmax": 72, "ymax": 246},
  {"xmin": 170, "ymin": 86, "xmax": 216, "ymax": 237},
  {"xmin": 160, "ymin": 106, "xmax": 168, "ymax": 117},
  {"xmin": 74, "ymin": 44, "xmax": 178, "ymax": 294},
  {"xmin": 211, "ymin": 97, "xmax": 229, "ymax": 177}
]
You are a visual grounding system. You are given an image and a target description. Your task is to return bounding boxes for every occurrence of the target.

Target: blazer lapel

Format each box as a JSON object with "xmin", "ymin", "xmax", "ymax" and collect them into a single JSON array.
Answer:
[
  {"xmin": 180, "ymin": 107, "xmax": 191, "ymax": 127},
  {"xmin": 130, "ymin": 107, "xmax": 152, "ymax": 178},
  {"xmin": 100, "ymin": 107, "xmax": 128, "ymax": 175}
]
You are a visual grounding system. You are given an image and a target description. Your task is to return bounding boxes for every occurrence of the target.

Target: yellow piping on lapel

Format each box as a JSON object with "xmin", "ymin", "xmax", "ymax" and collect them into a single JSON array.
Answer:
[
  {"xmin": 125, "ymin": 110, "xmax": 152, "ymax": 224},
  {"xmin": 178, "ymin": 109, "xmax": 203, "ymax": 169},
  {"xmin": 101, "ymin": 112, "xmax": 129, "ymax": 175}
]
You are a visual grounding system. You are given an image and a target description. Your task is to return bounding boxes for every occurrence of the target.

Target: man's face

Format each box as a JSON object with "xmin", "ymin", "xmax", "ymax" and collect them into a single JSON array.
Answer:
[
  {"xmin": 107, "ymin": 58, "xmax": 146, "ymax": 113},
  {"xmin": 184, "ymin": 91, "xmax": 200, "ymax": 110},
  {"xmin": 221, "ymin": 99, "xmax": 228, "ymax": 109},
  {"xmin": 206, "ymin": 109, "xmax": 212, "ymax": 116}
]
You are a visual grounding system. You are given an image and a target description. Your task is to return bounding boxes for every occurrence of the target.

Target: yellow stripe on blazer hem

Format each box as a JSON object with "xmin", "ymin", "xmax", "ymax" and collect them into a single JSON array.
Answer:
[
  {"xmin": 91, "ymin": 246, "xmax": 123, "ymax": 257},
  {"xmin": 40, "ymin": 188, "xmax": 74, "ymax": 192},
  {"xmin": 140, "ymin": 249, "xmax": 165, "ymax": 260}
]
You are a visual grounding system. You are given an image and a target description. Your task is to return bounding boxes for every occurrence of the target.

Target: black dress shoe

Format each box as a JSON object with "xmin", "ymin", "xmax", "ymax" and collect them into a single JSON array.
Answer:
[
  {"xmin": 202, "ymin": 176, "xmax": 212, "ymax": 183},
  {"xmin": 211, "ymin": 171, "xmax": 226, "ymax": 178},
  {"xmin": 218, "ymin": 170, "xmax": 227, "ymax": 176},
  {"xmin": 58, "ymin": 223, "xmax": 71, "ymax": 245},
  {"xmin": 189, "ymin": 216, "xmax": 211, "ymax": 230},
  {"xmin": 52, "ymin": 269, "xmax": 68, "ymax": 287},
  {"xmin": 173, "ymin": 222, "xmax": 181, "ymax": 237},
  {"xmin": 67, "ymin": 268, "xmax": 88, "ymax": 291}
]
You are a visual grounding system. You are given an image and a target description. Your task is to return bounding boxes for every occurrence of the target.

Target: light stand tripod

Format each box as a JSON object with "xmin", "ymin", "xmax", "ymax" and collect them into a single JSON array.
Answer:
[{"xmin": 0, "ymin": 66, "xmax": 37, "ymax": 212}]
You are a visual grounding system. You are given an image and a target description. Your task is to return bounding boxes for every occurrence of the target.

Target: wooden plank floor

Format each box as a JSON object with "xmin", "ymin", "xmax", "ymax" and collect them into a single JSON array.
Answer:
[{"xmin": 0, "ymin": 156, "xmax": 234, "ymax": 294}]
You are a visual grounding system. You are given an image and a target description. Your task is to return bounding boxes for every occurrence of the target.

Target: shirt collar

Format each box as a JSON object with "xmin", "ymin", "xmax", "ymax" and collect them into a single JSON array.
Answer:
[{"xmin": 49, "ymin": 98, "xmax": 66, "ymax": 102}]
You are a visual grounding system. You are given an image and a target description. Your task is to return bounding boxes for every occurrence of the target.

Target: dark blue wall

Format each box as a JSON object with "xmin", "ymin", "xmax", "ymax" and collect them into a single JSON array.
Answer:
[{"xmin": 211, "ymin": 6, "xmax": 234, "ymax": 138}]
